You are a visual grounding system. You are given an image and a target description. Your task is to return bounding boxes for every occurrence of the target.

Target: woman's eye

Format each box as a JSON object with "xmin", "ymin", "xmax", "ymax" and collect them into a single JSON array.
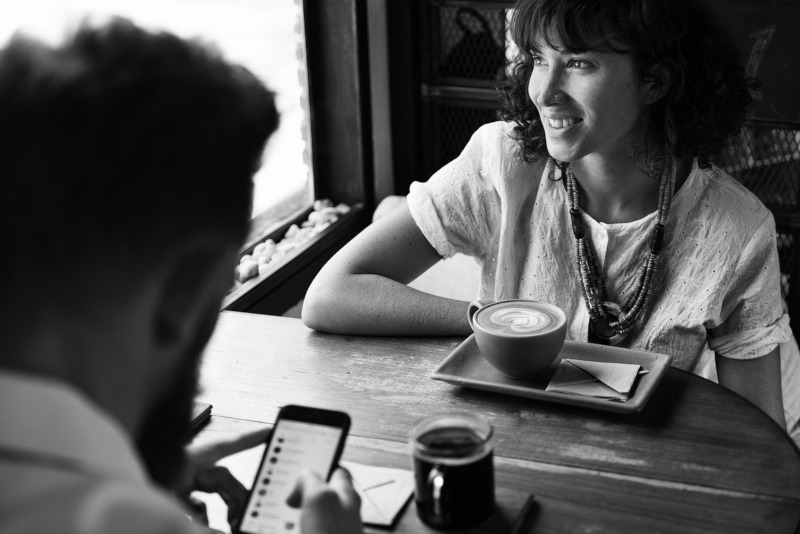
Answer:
[
  {"xmin": 531, "ymin": 55, "xmax": 545, "ymax": 67},
  {"xmin": 567, "ymin": 59, "xmax": 589, "ymax": 69}
]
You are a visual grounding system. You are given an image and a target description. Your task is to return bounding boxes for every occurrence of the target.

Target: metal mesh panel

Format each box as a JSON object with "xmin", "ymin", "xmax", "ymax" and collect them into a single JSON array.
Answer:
[
  {"xmin": 439, "ymin": 104, "xmax": 500, "ymax": 165},
  {"xmin": 437, "ymin": 6, "xmax": 507, "ymax": 81},
  {"xmin": 719, "ymin": 124, "xmax": 800, "ymax": 210}
]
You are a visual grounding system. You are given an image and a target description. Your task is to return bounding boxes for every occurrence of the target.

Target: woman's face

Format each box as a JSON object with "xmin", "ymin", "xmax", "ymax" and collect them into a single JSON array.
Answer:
[{"xmin": 527, "ymin": 41, "xmax": 652, "ymax": 163}]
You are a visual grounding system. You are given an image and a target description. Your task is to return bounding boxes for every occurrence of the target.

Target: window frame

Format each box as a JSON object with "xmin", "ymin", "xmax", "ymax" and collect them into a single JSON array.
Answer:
[{"xmin": 224, "ymin": 0, "xmax": 376, "ymax": 315}]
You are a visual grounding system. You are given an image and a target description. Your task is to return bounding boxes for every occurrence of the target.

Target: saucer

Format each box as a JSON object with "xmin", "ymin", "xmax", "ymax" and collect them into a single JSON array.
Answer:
[{"xmin": 431, "ymin": 335, "xmax": 672, "ymax": 413}]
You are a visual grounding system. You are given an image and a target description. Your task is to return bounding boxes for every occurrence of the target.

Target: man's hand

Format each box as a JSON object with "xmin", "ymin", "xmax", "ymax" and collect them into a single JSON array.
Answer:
[
  {"xmin": 180, "ymin": 427, "xmax": 271, "ymax": 531},
  {"xmin": 287, "ymin": 467, "xmax": 363, "ymax": 534}
]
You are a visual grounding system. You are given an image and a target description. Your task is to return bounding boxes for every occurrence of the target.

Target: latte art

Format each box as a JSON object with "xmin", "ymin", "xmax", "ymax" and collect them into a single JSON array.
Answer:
[
  {"xmin": 475, "ymin": 304, "xmax": 561, "ymax": 336},
  {"xmin": 469, "ymin": 299, "xmax": 567, "ymax": 377}
]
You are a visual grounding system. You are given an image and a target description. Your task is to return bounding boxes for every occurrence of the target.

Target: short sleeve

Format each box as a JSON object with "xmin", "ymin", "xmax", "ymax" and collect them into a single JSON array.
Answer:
[
  {"xmin": 407, "ymin": 122, "xmax": 507, "ymax": 259},
  {"xmin": 708, "ymin": 213, "xmax": 792, "ymax": 359}
]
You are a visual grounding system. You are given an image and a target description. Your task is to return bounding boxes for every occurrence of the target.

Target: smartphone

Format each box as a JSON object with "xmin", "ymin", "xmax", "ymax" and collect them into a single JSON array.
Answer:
[{"xmin": 237, "ymin": 404, "xmax": 351, "ymax": 534}]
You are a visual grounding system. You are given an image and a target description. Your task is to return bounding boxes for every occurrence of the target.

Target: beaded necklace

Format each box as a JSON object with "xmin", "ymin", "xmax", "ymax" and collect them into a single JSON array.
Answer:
[{"xmin": 565, "ymin": 158, "xmax": 676, "ymax": 345}]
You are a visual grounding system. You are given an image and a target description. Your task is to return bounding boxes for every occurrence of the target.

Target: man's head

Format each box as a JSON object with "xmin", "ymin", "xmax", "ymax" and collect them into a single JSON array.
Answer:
[{"xmin": 0, "ymin": 19, "xmax": 278, "ymax": 487}]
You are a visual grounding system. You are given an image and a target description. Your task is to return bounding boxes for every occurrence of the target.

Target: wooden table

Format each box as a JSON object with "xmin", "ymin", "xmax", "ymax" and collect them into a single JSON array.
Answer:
[{"xmin": 195, "ymin": 311, "xmax": 800, "ymax": 533}]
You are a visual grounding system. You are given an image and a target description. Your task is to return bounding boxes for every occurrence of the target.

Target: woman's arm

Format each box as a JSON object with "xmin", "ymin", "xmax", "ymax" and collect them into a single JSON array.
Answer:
[
  {"xmin": 716, "ymin": 347, "xmax": 786, "ymax": 430},
  {"xmin": 302, "ymin": 202, "xmax": 473, "ymax": 336}
]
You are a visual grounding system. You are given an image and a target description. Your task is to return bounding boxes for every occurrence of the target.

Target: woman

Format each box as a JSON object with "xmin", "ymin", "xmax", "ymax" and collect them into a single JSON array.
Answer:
[{"xmin": 302, "ymin": 0, "xmax": 791, "ymax": 429}]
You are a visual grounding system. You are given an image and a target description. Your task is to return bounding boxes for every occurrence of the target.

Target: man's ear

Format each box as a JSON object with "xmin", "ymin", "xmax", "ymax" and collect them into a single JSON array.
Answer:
[
  {"xmin": 642, "ymin": 64, "xmax": 671, "ymax": 105},
  {"xmin": 152, "ymin": 242, "xmax": 237, "ymax": 351}
]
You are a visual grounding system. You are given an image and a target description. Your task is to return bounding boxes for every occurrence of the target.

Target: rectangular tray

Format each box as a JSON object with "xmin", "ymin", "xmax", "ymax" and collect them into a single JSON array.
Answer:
[{"xmin": 432, "ymin": 335, "xmax": 672, "ymax": 413}]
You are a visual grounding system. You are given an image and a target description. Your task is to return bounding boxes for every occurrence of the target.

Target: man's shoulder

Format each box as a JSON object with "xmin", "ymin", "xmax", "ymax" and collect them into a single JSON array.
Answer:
[
  {"xmin": 81, "ymin": 479, "xmax": 200, "ymax": 534},
  {"xmin": 0, "ymin": 469, "xmax": 200, "ymax": 534}
]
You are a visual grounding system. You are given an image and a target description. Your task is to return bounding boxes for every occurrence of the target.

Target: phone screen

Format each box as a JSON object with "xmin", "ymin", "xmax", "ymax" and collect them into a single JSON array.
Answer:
[{"xmin": 239, "ymin": 418, "xmax": 345, "ymax": 534}]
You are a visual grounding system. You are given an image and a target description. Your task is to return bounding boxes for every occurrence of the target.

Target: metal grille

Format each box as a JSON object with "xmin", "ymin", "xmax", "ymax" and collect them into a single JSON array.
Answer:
[
  {"xmin": 719, "ymin": 123, "xmax": 800, "ymax": 210},
  {"xmin": 437, "ymin": 6, "xmax": 507, "ymax": 81},
  {"xmin": 439, "ymin": 104, "xmax": 500, "ymax": 165}
]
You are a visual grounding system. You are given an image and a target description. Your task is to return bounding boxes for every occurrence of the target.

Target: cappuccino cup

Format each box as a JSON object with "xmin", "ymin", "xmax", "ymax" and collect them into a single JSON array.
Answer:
[{"xmin": 467, "ymin": 299, "xmax": 567, "ymax": 378}]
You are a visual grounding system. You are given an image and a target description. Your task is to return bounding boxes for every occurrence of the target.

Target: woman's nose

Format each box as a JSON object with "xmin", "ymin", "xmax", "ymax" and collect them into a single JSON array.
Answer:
[{"xmin": 531, "ymin": 69, "xmax": 565, "ymax": 107}]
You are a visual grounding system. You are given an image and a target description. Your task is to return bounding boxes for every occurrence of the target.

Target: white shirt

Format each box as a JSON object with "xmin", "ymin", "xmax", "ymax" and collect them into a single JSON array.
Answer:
[
  {"xmin": 0, "ymin": 371, "xmax": 202, "ymax": 534},
  {"xmin": 408, "ymin": 121, "xmax": 792, "ymax": 373}
]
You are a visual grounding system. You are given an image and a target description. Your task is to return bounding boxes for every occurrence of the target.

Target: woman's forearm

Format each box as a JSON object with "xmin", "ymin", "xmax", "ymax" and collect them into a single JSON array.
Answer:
[
  {"xmin": 716, "ymin": 348, "xmax": 786, "ymax": 430},
  {"xmin": 302, "ymin": 272, "xmax": 472, "ymax": 336},
  {"xmin": 303, "ymin": 203, "xmax": 474, "ymax": 336}
]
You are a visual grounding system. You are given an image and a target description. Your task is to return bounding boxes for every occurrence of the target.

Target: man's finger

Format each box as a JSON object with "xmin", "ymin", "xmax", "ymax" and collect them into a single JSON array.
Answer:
[
  {"xmin": 188, "ymin": 426, "xmax": 271, "ymax": 467},
  {"xmin": 286, "ymin": 469, "xmax": 325, "ymax": 508},
  {"xmin": 328, "ymin": 467, "xmax": 361, "ymax": 513},
  {"xmin": 184, "ymin": 495, "xmax": 209, "ymax": 525},
  {"xmin": 192, "ymin": 465, "xmax": 249, "ymax": 526},
  {"xmin": 284, "ymin": 468, "xmax": 364, "ymax": 533}
]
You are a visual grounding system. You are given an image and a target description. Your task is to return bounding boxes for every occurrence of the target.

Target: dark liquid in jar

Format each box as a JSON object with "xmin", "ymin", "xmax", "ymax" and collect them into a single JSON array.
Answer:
[{"xmin": 413, "ymin": 427, "xmax": 495, "ymax": 530}]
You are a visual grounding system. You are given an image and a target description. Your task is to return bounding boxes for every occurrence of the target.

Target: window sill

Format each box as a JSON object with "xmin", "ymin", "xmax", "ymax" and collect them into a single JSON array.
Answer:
[{"xmin": 223, "ymin": 203, "xmax": 367, "ymax": 315}]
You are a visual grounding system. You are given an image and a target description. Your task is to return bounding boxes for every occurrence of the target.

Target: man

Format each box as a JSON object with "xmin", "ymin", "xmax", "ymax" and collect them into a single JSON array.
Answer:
[{"xmin": 0, "ymin": 19, "xmax": 361, "ymax": 534}]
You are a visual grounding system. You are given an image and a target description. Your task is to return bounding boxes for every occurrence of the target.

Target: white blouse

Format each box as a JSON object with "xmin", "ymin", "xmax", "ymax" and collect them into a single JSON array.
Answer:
[{"xmin": 408, "ymin": 121, "xmax": 791, "ymax": 373}]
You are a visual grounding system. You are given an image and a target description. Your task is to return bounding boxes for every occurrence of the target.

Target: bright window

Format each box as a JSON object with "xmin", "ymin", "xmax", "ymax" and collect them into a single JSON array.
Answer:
[{"xmin": 0, "ymin": 0, "xmax": 313, "ymax": 245}]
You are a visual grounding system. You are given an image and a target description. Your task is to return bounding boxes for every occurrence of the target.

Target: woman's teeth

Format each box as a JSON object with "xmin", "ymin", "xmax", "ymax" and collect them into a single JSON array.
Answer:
[{"xmin": 547, "ymin": 118, "xmax": 580, "ymax": 129}]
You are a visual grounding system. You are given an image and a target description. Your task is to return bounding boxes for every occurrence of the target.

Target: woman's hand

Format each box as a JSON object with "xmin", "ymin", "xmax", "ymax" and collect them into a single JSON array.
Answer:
[{"xmin": 287, "ymin": 467, "xmax": 363, "ymax": 534}]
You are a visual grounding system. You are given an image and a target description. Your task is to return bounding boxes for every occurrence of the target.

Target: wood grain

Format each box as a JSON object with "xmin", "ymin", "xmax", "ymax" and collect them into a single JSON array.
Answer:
[{"xmin": 197, "ymin": 311, "xmax": 800, "ymax": 533}]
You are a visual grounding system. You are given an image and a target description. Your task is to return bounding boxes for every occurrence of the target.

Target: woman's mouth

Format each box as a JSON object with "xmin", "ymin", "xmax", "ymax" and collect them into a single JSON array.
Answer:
[{"xmin": 546, "ymin": 117, "xmax": 582, "ymax": 129}]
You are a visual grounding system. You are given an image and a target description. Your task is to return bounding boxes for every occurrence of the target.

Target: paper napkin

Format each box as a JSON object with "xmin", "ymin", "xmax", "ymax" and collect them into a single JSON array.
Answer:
[
  {"xmin": 545, "ymin": 359, "xmax": 646, "ymax": 401},
  {"xmin": 341, "ymin": 461, "xmax": 415, "ymax": 527}
]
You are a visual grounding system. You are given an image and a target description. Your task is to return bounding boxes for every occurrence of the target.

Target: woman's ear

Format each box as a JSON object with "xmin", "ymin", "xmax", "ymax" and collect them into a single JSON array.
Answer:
[{"xmin": 642, "ymin": 64, "xmax": 671, "ymax": 104}]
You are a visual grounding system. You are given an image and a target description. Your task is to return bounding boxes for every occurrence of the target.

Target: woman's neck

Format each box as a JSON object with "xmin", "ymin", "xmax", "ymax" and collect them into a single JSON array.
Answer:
[{"xmin": 567, "ymin": 155, "xmax": 691, "ymax": 224}]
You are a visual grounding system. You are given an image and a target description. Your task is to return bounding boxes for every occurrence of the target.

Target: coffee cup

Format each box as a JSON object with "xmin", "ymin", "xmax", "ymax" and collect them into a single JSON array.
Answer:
[
  {"xmin": 467, "ymin": 299, "xmax": 567, "ymax": 378},
  {"xmin": 409, "ymin": 413, "xmax": 495, "ymax": 531}
]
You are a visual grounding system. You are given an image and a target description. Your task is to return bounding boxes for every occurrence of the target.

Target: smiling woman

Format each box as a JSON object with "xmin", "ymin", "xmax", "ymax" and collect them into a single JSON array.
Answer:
[
  {"xmin": 302, "ymin": 0, "xmax": 795, "ymax": 437},
  {"xmin": 527, "ymin": 45, "xmax": 653, "ymax": 170}
]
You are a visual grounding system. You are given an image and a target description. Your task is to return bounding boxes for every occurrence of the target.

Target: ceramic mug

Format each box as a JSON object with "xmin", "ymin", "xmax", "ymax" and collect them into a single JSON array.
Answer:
[{"xmin": 467, "ymin": 299, "xmax": 567, "ymax": 378}]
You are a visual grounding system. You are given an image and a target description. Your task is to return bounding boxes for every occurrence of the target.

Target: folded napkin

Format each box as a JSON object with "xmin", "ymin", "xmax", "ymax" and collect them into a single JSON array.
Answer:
[
  {"xmin": 545, "ymin": 359, "xmax": 647, "ymax": 401},
  {"xmin": 341, "ymin": 461, "xmax": 415, "ymax": 526}
]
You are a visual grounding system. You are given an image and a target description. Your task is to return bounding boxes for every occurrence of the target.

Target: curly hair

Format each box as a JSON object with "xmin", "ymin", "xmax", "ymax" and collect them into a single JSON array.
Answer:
[{"xmin": 497, "ymin": 0, "xmax": 755, "ymax": 174}]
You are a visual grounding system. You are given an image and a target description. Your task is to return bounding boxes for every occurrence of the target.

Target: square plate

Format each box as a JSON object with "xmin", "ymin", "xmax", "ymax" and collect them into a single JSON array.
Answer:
[{"xmin": 432, "ymin": 335, "xmax": 672, "ymax": 413}]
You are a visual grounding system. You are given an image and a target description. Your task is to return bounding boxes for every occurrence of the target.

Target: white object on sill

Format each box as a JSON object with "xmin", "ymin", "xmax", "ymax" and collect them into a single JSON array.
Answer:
[{"xmin": 235, "ymin": 199, "xmax": 349, "ymax": 283}]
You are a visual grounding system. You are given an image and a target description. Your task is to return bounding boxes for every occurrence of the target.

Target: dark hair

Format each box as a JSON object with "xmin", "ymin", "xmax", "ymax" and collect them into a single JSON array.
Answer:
[
  {"xmin": 0, "ymin": 19, "xmax": 278, "ymax": 307},
  {"xmin": 498, "ymin": 0, "xmax": 754, "ymax": 174}
]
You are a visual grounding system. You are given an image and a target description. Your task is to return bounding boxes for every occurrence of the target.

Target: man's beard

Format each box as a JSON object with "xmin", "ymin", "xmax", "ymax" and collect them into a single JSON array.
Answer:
[{"xmin": 135, "ymin": 311, "xmax": 218, "ymax": 489}]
